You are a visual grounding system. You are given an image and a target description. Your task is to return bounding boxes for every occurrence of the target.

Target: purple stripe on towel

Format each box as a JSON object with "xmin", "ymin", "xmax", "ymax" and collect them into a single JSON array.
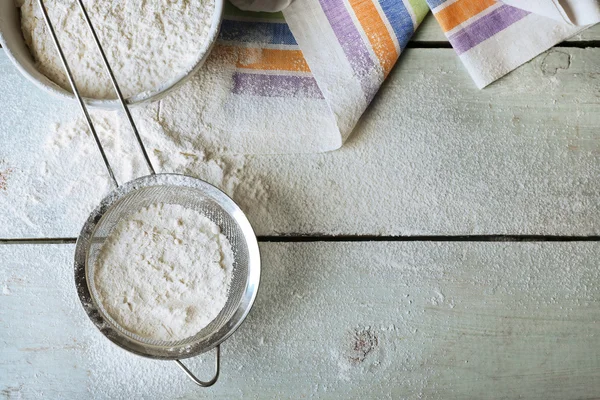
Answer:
[
  {"xmin": 232, "ymin": 72, "xmax": 324, "ymax": 99},
  {"xmin": 318, "ymin": 0, "xmax": 380, "ymax": 100},
  {"xmin": 448, "ymin": 5, "xmax": 529, "ymax": 55}
]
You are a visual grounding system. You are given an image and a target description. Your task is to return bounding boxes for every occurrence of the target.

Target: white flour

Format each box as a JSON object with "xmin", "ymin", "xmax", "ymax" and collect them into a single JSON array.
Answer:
[
  {"xmin": 34, "ymin": 105, "xmax": 270, "ymax": 228},
  {"xmin": 17, "ymin": 0, "xmax": 214, "ymax": 99},
  {"xmin": 93, "ymin": 203, "xmax": 234, "ymax": 342}
]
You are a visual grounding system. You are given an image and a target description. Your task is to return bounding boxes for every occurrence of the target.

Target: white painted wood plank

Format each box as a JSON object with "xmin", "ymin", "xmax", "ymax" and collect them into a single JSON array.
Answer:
[
  {"xmin": 0, "ymin": 53, "xmax": 149, "ymax": 238},
  {"xmin": 569, "ymin": 24, "xmax": 600, "ymax": 41},
  {"xmin": 413, "ymin": 13, "xmax": 600, "ymax": 42},
  {"xmin": 240, "ymin": 47, "xmax": 600, "ymax": 236},
  {"xmin": 1, "ymin": 47, "xmax": 600, "ymax": 237},
  {"xmin": 0, "ymin": 55, "xmax": 116, "ymax": 238},
  {"xmin": 412, "ymin": 15, "xmax": 447, "ymax": 42},
  {"xmin": 1, "ymin": 242, "xmax": 600, "ymax": 399}
]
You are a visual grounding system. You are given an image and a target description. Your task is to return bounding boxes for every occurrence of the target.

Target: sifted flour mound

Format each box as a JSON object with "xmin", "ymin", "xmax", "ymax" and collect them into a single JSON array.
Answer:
[
  {"xmin": 17, "ymin": 0, "xmax": 214, "ymax": 99},
  {"xmin": 94, "ymin": 203, "xmax": 234, "ymax": 342}
]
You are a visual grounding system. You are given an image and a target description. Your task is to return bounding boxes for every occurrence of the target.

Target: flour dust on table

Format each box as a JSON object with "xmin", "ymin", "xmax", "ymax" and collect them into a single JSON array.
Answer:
[
  {"xmin": 17, "ymin": 0, "xmax": 214, "ymax": 99},
  {"xmin": 93, "ymin": 203, "xmax": 234, "ymax": 342},
  {"xmin": 28, "ymin": 105, "xmax": 270, "ymax": 234}
]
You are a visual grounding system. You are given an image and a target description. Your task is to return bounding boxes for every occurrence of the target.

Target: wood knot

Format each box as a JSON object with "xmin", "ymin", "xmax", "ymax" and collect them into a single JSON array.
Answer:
[
  {"xmin": 541, "ymin": 51, "xmax": 571, "ymax": 76},
  {"xmin": 347, "ymin": 328, "xmax": 378, "ymax": 365},
  {"xmin": 0, "ymin": 161, "xmax": 13, "ymax": 192}
]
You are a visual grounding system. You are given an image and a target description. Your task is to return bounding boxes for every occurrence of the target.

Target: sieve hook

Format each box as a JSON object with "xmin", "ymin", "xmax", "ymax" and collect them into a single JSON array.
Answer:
[
  {"xmin": 37, "ymin": 0, "xmax": 156, "ymax": 188},
  {"xmin": 175, "ymin": 345, "xmax": 221, "ymax": 387}
]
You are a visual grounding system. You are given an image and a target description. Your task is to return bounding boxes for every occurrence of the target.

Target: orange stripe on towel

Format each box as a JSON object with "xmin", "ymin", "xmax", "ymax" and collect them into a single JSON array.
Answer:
[
  {"xmin": 435, "ymin": 0, "xmax": 496, "ymax": 32},
  {"xmin": 349, "ymin": 0, "xmax": 398, "ymax": 77},
  {"xmin": 221, "ymin": 47, "xmax": 311, "ymax": 72}
]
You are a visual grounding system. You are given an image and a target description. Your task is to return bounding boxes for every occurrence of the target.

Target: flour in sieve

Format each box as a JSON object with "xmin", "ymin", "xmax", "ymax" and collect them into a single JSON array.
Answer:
[
  {"xmin": 94, "ymin": 203, "xmax": 234, "ymax": 342},
  {"xmin": 17, "ymin": 0, "xmax": 214, "ymax": 99}
]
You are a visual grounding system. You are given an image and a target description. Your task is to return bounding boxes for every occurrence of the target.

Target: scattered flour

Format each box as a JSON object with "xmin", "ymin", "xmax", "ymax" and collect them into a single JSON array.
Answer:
[
  {"xmin": 47, "ymin": 110, "xmax": 148, "ymax": 184},
  {"xmin": 17, "ymin": 0, "xmax": 214, "ymax": 99},
  {"xmin": 2, "ymin": 284, "xmax": 11, "ymax": 295},
  {"xmin": 40, "ymin": 104, "xmax": 271, "ymax": 227},
  {"xmin": 94, "ymin": 203, "xmax": 234, "ymax": 342}
]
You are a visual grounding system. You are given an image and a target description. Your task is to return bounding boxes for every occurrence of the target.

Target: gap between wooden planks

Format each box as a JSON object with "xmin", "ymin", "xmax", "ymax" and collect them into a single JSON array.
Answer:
[{"xmin": 2, "ymin": 235, "xmax": 600, "ymax": 244}]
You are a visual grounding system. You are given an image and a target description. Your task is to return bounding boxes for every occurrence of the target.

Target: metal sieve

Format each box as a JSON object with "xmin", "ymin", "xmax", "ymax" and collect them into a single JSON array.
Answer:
[{"xmin": 38, "ymin": 0, "xmax": 260, "ymax": 387}]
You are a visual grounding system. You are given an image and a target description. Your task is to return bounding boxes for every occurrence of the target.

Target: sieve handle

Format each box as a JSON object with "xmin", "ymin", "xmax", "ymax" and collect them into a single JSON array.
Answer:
[
  {"xmin": 37, "ymin": 0, "xmax": 118, "ymax": 187},
  {"xmin": 36, "ymin": 0, "xmax": 156, "ymax": 188},
  {"xmin": 175, "ymin": 345, "xmax": 220, "ymax": 387}
]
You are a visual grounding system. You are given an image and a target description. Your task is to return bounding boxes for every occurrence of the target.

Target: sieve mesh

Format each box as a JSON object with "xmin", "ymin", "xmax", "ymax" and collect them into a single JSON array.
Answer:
[{"xmin": 75, "ymin": 174, "xmax": 260, "ymax": 360}]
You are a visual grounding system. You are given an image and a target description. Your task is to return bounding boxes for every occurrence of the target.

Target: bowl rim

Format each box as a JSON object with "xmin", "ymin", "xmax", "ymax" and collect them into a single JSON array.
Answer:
[{"xmin": 0, "ymin": 0, "xmax": 224, "ymax": 109}]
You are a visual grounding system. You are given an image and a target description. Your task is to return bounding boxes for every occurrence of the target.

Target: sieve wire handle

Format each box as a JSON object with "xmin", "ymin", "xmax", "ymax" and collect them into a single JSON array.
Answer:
[
  {"xmin": 36, "ymin": 0, "xmax": 156, "ymax": 188},
  {"xmin": 175, "ymin": 345, "xmax": 221, "ymax": 387}
]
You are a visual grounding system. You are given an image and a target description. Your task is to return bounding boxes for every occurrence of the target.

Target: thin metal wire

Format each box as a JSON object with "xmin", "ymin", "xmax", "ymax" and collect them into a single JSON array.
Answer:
[
  {"xmin": 36, "ymin": 0, "xmax": 156, "ymax": 188},
  {"xmin": 36, "ymin": 0, "xmax": 117, "ymax": 187},
  {"xmin": 73, "ymin": 0, "xmax": 155, "ymax": 176}
]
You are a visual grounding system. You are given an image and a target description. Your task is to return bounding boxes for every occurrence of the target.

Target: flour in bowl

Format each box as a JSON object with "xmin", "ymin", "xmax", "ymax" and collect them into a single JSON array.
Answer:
[
  {"xmin": 17, "ymin": 0, "xmax": 215, "ymax": 99},
  {"xmin": 93, "ymin": 203, "xmax": 234, "ymax": 342}
]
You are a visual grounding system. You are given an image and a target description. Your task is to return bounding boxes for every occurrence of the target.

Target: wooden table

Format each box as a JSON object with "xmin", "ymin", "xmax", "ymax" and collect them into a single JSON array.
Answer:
[{"xmin": 1, "ymin": 16, "xmax": 600, "ymax": 399}]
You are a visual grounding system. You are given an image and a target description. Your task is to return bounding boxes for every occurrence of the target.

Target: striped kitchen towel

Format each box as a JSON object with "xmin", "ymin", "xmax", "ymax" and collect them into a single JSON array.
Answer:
[
  {"xmin": 157, "ymin": 1, "xmax": 428, "ymax": 153},
  {"xmin": 427, "ymin": 0, "xmax": 594, "ymax": 87},
  {"xmin": 160, "ymin": 0, "xmax": 598, "ymax": 154}
]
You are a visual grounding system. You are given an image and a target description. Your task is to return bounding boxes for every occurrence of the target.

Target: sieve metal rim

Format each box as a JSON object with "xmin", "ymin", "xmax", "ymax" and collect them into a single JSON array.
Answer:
[{"xmin": 74, "ymin": 173, "xmax": 261, "ymax": 361}]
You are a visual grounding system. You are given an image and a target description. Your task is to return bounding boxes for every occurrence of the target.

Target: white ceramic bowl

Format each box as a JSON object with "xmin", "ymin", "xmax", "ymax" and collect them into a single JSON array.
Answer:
[{"xmin": 0, "ymin": 1, "xmax": 223, "ymax": 108}]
